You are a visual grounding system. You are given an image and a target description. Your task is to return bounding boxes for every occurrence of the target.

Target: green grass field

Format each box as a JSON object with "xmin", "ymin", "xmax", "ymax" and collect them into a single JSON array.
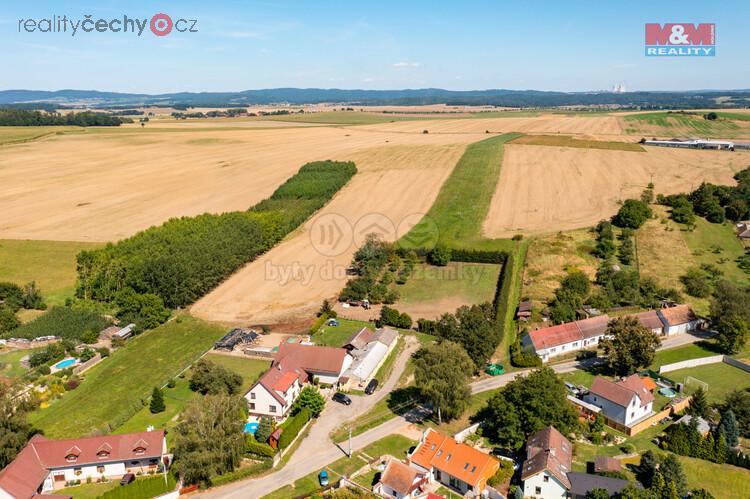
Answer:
[
  {"xmin": 0, "ymin": 347, "xmax": 42, "ymax": 379},
  {"xmin": 58, "ymin": 481, "xmax": 118, "ymax": 499},
  {"xmin": 679, "ymin": 218, "xmax": 750, "ymax": 286},
  {"xmin": 666, "ymin": 361, "xmax": 750, "ymax": 403},
  {"xmin": 203, "ymin": 353, "xmax": 271, "ymax": 392},
  {"xmin": 622, "ymin": 111, "xmax": 750, "ymax": 138},
  {"xmin": 402, "ymin": 133, "xmax": 520, "ymax": 252},
  {"xmin": 510, "ymin": 134, "xmax": 645, "ymax": 152},
  {"xmin": 679, "ymin": 455, "xmax": 750, "ymax": 499},
  {"xmin": 394, "ymin": 262, "xmax": 500, "ymax": 309},
  {"xmin": 0, "ymin": 126, "xmax": 85, "ymax": 145},
  {"xmin": 0, "ymin": 239, "xmax": 102, "ymax": 307},
  {"xmin": 649, "ymin": 342, "xmax": 723, "ymax": 371},
  {"xmin": 28, "ymin": 315, "xmax": 225, "ymax": 437},
  {"xmin": 262, "ymin": 434, "xmax": 415, "ymax": 499},
  {"xmin": 312, "ymin": 318, "xmax": 371, "ymax": 347}
]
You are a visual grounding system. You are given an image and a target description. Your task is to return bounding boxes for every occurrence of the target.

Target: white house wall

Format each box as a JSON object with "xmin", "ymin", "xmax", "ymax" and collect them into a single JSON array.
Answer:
[{"xmin": 523, "ymin": 471, "xmax": 568, "ymax": 499}]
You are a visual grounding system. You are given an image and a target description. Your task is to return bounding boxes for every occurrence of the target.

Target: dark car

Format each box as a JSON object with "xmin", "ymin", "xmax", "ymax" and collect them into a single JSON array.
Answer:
[
  {"xmin": 365, "ymin": 378, "xmax": 379, "ymax": 395},
  {"xmin": 332, "ymin": 392, "xmax": 352, "ymax": 405},
  {"xmin": 120, "ymin": 473, "xmax": 136, "ymax": 485}
]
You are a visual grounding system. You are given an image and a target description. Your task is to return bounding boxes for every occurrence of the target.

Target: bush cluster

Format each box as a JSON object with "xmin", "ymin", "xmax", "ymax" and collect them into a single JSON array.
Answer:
[
  {"xmin": 278, "ymin": 407, "xmax": 310, "ymax": 449},
  {"xmin": 6, "ymin": 307, "xmax": 109, "ymax": 342}
]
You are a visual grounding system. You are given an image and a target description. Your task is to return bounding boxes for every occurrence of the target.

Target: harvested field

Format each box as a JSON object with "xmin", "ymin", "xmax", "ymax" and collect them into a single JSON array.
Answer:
[
  {"xmin": 483, "ymin": 145, "xmax": 750, "ymax": 237},
  {"xmin": 509, "ymin": 134, "xmax": 644, "ymax": 152},
  {"xmin": 191, "ymin": 143, "xmax": 470, "ymax": 325},
  {"xmin": 0, "ymin": 126, "xmax": 483, "ymax": 241},
  {"xmin": 360, "ymin": 114, "xmax": 624, "ymax": 135}
]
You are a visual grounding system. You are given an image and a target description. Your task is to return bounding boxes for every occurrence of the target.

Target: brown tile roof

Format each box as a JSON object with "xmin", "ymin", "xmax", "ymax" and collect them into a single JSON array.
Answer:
[
  {"xmin": 589, "ymin": 375, "xmax": 654, "ymax": 409},
  {"xmin": 522, "ymin": 426, "xmax": 572, "ymax": 488},
  {"xmin": 0, "ymin": 431, "xmax": 165, "ymax": 499},
  {"xmin": 633, "ymin": 310, "xmax": 665, "ymax": 331},
  {"xmin": 594, "ymin": 456, "xmax": 621, "ymax": 473},
  {"xmin": 658, "ymin": 305, "xmax": 697, "ymax": 327},
  {"xmin": 255, "ymin": 359, "xmax": 305, "ymax": 405},
  {"xmin": 344, "ymin": 327, "xmax": 374, "ymax": 350},
  {"xmin": 274, "ymin": 343, "xmax": 349, "ymax": 375},
  {"xmin": 528, "ymin": 322, "xmax": 582, "ymax": 350},
  {"xmin": 576, "ymin": 315, "xmax": 610, "ymax": 339},
  {"xmin": 410, "ymin": 429, "xmax": 499, "ymax": 488},
  {"xmin": 379, "ymin": 458, "xmax": 425, "ymax": 496}
]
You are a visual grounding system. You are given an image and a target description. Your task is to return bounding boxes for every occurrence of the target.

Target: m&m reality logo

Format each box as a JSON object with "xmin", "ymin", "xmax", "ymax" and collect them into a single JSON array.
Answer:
[{"xmin": 645, "ymin": 23, "xmax": 715, "ymax": 57}]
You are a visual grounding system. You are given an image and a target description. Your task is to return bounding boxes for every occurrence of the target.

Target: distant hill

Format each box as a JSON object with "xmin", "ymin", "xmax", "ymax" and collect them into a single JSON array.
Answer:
[{"xmin": 1, "ymin": 87, "xmax": 750, "ymax": 109}]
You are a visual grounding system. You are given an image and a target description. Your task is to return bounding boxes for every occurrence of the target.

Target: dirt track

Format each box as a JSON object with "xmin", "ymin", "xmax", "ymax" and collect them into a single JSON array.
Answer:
[{"xmin": 483, "ymin": 144, "xmax": 749, "ymax": 237}]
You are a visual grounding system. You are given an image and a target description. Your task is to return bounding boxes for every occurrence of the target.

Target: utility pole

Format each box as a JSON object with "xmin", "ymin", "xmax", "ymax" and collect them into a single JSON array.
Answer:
[{"xmin": 348, "ymin": 427, "xmax": 353, "ymax": 458}]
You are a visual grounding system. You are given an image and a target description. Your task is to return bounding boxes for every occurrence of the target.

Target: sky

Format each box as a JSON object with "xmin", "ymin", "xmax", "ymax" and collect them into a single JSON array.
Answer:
[{"xmin": 0, "ymin": 0, "xmax": 748, "ymax": 94}]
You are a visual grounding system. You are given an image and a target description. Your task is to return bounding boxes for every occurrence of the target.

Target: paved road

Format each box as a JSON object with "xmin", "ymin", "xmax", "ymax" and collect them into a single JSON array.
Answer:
[
  {"xmin": 200, "ymin": 331, "xmax": 711, "ymax": 497},
  {"xmin": 200, "ymin": 336, "xmax": 420, "ymax": 499}
]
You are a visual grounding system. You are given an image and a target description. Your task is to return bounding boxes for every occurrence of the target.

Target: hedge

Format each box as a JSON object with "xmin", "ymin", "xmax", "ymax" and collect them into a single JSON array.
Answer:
[
  {"xmin": 208, "ymin": 459, "xmax": 273, "ymax": 487},
  {"xmin": 77, "ymin": 161, "xmax": 357, "ymax": 308},
  {"xmin": 245, "ymin": 438, "xmax": 277, "ymax": 458},
  {"xmin": 279, "ymin": 407, "xmax": 310, "ymax": 449},
  {"xmin": 98, "ymin": 473, "xmax": 176, "ymax": 499}
]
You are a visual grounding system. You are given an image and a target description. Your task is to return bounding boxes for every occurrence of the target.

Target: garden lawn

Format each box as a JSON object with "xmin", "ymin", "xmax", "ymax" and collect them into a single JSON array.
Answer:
[
  {"xmin": 0, "ymin": 347, "xmax": 42, "ymax": 379},
  {"xmin": 312, "ymin": 318, "xmax": 371, "ymax": 347},
  {"xmin": 203, "ymin": 353, "xmax": 271, "ymax": 392},
  {"xmin": 261, "ymin": 434, "xmax": 415, "ymax": 499},
  {"xmin": 679, "ymin": 217, "xmax": 750, "ymax": 287},
  {"xmin": 28, "ymin": 315, "xmax": 225, "ymax": 437},
  {"xmin": 0, "ymin": 239, "xmax": 102, "ymax": 306},
  {"xmin": 664, "ymin": 362, "xmax": 750, "ymax": 403},
  {"xmin": 57, "ymin": 480, "xmax": 118, "ymax": 499},
  {"xmin": 679, "ymin": 455, "xmax": 750, "ymax": 499},
  {"xmin": 649, "ymin": 341, "xmax": 723, "ymax": 371}
]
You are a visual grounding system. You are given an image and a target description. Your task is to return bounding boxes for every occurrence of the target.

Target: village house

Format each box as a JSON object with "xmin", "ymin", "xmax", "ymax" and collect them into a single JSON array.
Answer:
[
  {"xmin": 373, "ymin": 457, "xmax": 429, "ymax": 499},
  {"xmin": 522, "ymin": 426, "xmax": 572, "ymax": 499},
  {"xmin": 244, "ymin": 342, "xmax": 352, "ymax": 420},
  {"xmin": 657, "ymin": 305, "xmax": 700, "ymax": 335},
  {"xmin": 408, "ymin": 429, "xmax": 499, "ymax": 496},
  {"xmin": 584, "ymin": 375, "xmax": 654, "ymax": 427},
  {"xmin": 0, "ymin": 431, "xmax": 168, "ymax": 498},
  {"xmin": 342, "ymin": 327, "xmax": 399, "ymax": 387}
]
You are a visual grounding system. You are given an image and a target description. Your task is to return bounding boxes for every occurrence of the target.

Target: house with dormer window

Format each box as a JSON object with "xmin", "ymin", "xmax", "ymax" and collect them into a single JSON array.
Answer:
[{"xmin": 0, "ymin": 430, "xmax": 168, "ymax": 498}]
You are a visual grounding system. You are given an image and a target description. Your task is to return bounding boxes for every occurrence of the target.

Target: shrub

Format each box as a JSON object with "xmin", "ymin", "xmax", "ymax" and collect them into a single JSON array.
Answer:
[
  {"xmin": 189, "ymin": 359, "xmax": 243, "ymax": 395},
  {"xmin": 64, "ymin": 378, "xmax": 80, "ymax": 391},
  {"xmin": 620, "ymin": 443, "xmax": 636, "ymax": 454},
  {"xmin": 428, "ymin": 246, "xmax": 452, "ymax": 266},
  {"xmin": 245, "ymin": 438, "xmax": 276, "ymax": 458},
  {"xmin": 167, "ymin": 378, "xmax": 176, "ymax": 388},
  {"xmin": 278, "ymin": 407, "xmax": 310, "ymax": 449},
  {"xmin": 613, "ymin": 199, "xmax": 652, "ymax": 229},
  {"xmin": 96, "ymin": 347, "xmax": 110, "ymax": 358}
]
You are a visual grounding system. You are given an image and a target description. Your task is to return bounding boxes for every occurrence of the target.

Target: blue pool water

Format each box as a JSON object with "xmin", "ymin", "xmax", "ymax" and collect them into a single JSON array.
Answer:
[
  {"xmin": 244, "ymin": 422, "xmax": 259, "ymax": 434},
  {"xmin": 54, "ymin": 358, "xmax": 77, "ymax": 370},
  {"xmin": 659, "ymin": 387, "xmax": 677, "ymax": 398}
]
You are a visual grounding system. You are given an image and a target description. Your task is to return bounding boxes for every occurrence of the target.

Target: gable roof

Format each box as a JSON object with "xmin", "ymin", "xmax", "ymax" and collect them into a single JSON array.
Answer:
[
  {"xmin": 528, "ymin": 315, "xmax": 611, "ymax": 351},
  {"xmin": 371, "ymin": 327, "xmax": 399, "ymax": 347},
  {"xmin": 594, "ymin": 456, "xmax": 621, "ymax": 473},
  {"xmin": 576, "ymin": 315, "xmax": 610, "ymax": 339},
  {"xmin": 344, "ymin": 327, "xmax": 374, "ymax": 350},
  {"xmin": 274, "ymin": 343, "xmax": 349, "ymax": 375},
  {"xmin": 522, "ymin": 426, "xmax": 572, "ymax": 488},
  {"xmin": 633, "ymin": 310, "xmax": 665, "ymax": 331},
  {"xmin": 254, "ymin": 360, "xmax": 305, "ymax": 405},
  {"xmin": 738, "ymin": 223, "xmax": 750, "ymax": 238},
  {"xmin": 379, "ymin": 458, "xmax": 425, "ymax": 496},
  {"xmin": 0, "ymin": 431, "xmax": 164, "ymax": 499},
  {"xmin": 657, "ymin": 305, "xmax": 697, "ymax": 327},
  {"xmin": 589, "ymin": 375, "xmax": 654, "ymax": 408},
  {"xmin": 567, "ymin": 472, "xmax": 638, "ymax": 497},
  {"xmin": 410, "ymin": 429, "xmax": 499, "ymax": 488}
]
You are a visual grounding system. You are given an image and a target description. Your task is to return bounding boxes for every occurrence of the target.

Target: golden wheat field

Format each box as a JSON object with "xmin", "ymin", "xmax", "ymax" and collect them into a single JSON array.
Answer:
[{"xmin": 482, "ymin": 144, "xmax": 750, "ymax": 238}]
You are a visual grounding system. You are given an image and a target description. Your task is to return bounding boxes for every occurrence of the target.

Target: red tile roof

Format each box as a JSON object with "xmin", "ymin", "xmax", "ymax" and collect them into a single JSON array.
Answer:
[
  {"xmin": 589, "ymin": 375, "xmax": 654, "ymax": 409},
  {"xmin": 576, "ymin": 315, "xmax": 610, "ymax": 339},
  {"xmin": 522, "ymin": 426, "xmax": 573, "ymax": 488},
  {"xmin": 658, "ymin": 305, "xmax": 697, "ymax": 327},
  {"xmin": 344, "ymin": 327, "xmax": 374, "ymax": 350},
  {"xmin": 528, "ymin": 316, "xmax": 611, "ymax": 350},
  {"xmin": 410, "ymin": 429, "xmax": 499, "ymax": 489},
  {"xmin": 633, "ymin": 310, "xmax": 665, "ymax": 331},
  {"xmin": 0, "ymin": 431, "xmax": 164, "ymax": 499},
  {"xmin": 274, "ymin": 343, "xmax": 349, "ymax": 375},
  {"xmin": 379, "ymin": 458, "xmax": 425, "ymax": 496}
]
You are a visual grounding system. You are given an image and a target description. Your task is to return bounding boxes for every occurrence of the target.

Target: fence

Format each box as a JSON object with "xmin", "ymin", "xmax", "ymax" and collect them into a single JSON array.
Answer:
[
  {"xmin": 658, "ymin": 355, "xmax": 724, "ymax": 374},
  {"xmin": 73, "ymin": 353, "xmax": 103, "ymax": 375},
  {"xmin": 454, "ymin": 423, "xmax": 481, "ymax": 443},
  {"xmin": 659, "ymin": 355, "xmax": 750, "ymax": 374}
]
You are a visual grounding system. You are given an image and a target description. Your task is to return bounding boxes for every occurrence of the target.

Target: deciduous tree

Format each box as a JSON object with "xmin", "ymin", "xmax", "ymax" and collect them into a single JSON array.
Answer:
[
  {"xmin": 413, "ymin": 341, "xmax": 473, "ymax": 423},
  {"xmin": 600, "ymin": 317, "xmax": 661, "ymax": 375}
]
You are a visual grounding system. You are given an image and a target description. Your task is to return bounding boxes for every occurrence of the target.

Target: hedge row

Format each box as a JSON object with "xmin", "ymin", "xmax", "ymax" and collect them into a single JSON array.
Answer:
[
  {"xmin": 76, "ymin": 161, "xmax": 356, "ymax": 308},
  {"xmin": 279, "ymin": 407, "xmax": 310, "ymax": 449},
  {"xmin": 208, "ymin": 459, "xmax": 273, "ymax": 487},
  {"xmin": 99, "ymin": 473, "xmax": 176, "ymax": 499},
  {"xmin": 245, "ymin": 438, "xmax": 277, "ymax": 459}
]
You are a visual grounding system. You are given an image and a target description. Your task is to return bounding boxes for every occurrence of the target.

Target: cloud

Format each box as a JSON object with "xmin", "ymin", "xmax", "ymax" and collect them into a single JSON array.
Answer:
[{"xmin": 392, "ymin": 61, "xmax": 421, "ymax": 68}]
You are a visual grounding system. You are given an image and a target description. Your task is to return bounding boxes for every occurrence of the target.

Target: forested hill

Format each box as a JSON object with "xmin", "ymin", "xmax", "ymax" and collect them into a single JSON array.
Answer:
[{"xmin": 2, "ymin": 88, "xmax": 750, "ymax": 109}]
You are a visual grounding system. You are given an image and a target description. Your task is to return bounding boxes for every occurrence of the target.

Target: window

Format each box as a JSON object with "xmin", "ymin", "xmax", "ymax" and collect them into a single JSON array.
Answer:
[
  {"xmin": 536, "ymin": 487, "xmax": 542, "ymax": 495},
  {"xmin": 97, "ymin": 465, "xmax": 105, "ymax": 473},
  {"xmin": 573, "ymin": 342, "xmax": 578, "ymax": 347},
  {"xmin": 631, "ymin": 411, "xmax": 635, "ymax": 418},
  {"xmin": 65, "ymin": 454, "xmax": 77, "ymax": 462},
  {"xmin": 131, "ymin": 461, "xmax": 140, "ymax": 466},
  {"xmin": 97, "ymin": 451, "xmax": 110, "ymax": 459},
  {"xmin": 250, "ymin": 392, "xmax": 256, "ymax": 400},
  {"xmin": 134, "ymin": 447, "xmax": 146, "ymax": 455},
  {"xmin": 74, "ymin": 468, "xmax": 82, "ymax": 476},
  {"xmin": 269, "ymin": 405, "xmax": 277, "ymax": 413},
  {"xmin": 543, "ymin": 475, "xmax": 549, "ymax": 483},
  {"xmin": 249, "ymin": 403, "xmax": 256, "ymax": 410}
]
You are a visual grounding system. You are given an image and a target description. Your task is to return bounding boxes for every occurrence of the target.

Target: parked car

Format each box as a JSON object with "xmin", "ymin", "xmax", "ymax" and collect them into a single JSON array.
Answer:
[
  {"xmin": 564, "ymin": 382, "xmax": 580, "ymax": 395},
  {"xmin": 319, "ymin": 470, "xmax": 329, "ymax": 486},
  {"xmin": 365, "ymin": 379, "xmax": 379, "ymax": 395},
  {"xmin": 120, "ymin": 473, "xmax": 136, "ymax": 485},
  {"xmin": 332, "ymin": 392, "xmax": 352, "ymax": 405}
]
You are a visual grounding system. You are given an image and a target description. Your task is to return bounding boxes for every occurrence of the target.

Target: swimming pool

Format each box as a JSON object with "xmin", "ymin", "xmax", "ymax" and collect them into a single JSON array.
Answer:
[
  {"xmin": 244, "ymin": 422, "xmax": 259, "ymax": 434},
  {"xmin": 54, "ymin": 358, "xmax": 77, "ymax": 370},
  {"xmin": 659, "ymin": 387, "xmax": 677, "ymax": 398}
]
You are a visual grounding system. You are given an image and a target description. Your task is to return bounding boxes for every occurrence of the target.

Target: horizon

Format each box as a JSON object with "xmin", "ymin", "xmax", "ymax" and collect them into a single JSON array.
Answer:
[{"xmin": 1, "ymin": 0, "xmax": 748, "ymax": 94}]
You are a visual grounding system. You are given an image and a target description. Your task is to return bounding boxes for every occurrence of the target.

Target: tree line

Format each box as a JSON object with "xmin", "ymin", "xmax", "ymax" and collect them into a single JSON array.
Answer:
[
  {"xmin": 0, "ymin": 108, "xmax": 130, "ymax": 126},
  {"xmin": 76, "ymin": 161, "xmax": 357, "ymax": 308}
]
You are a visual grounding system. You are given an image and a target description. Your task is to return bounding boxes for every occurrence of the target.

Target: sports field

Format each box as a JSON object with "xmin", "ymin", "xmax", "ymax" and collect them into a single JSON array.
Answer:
[{"xmin": 666, "ymin": 361, "xmax": 750, "ymax": 403}]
